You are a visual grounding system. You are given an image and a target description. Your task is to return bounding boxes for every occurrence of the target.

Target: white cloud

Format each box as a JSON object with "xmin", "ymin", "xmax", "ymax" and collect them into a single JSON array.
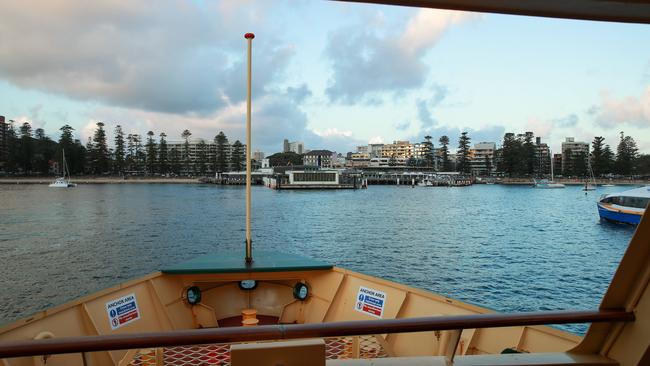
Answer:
[
  {"xmin": 400, "ymin": 9, "xmax": 481, "ymax": 56},
  {"xmin": 594, "ymin": 87, "xmax": 650, "ymax": 128},
  {"xmin": 311, "ymin": 128, "xmax": 353, "ymax": 138},
  {"xmin": 325, "ymin": 8, "xmax": 479, "ymax": 103}
]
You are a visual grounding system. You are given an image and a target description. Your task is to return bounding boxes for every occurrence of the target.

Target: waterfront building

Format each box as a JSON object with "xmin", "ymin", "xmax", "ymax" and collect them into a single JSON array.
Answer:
[
  {"xmin": 534, "ymin": 137, "xmax": 551, "ymax": 176},
  {"xmin": 303, "ymin": 149, "xmax": 334, "ymax": 168},
  {"xmin": 166, "ymin": 138, "xmax": 246, "ymax": 174},
  {"xmin": 369, "ymin": 144, "xmax": 384, "ymax": 158},
  {"xmin": 252, "ymin": 150, "xmax": 265, "ymax": 162},
  {"xmin": 369, "ymin": 157, "xmax": 408, "ymax": 167},
  {"xmin": 356, "ymin": 145, "xmax": 369, "ymax": 154},
  {"xmin": 561, "ymin": 137, "xmax": 589, "ymax": 175},
  {"xmin": 381, "ymin": 141, "xmax": 413, "ymax": 159},
  {"xmin": 553, "ymin": 153, "xmax": 563, "ymax": 176},
  {"xmin": 469, "ymin": 142, "xmax": 496, "ymax": 176}
]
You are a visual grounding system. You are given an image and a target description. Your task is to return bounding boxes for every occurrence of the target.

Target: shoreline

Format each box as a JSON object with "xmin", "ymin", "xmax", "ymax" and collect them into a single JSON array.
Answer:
[
  {"xmin": 0, "ymin": 177, "xmax": 200, "ymax": 184},
  {"xmin": 495, "ymin": 178, "xmax": 649, "ymax": 186},
  {"xmin": 1, "ymin": 177, "xmax": 647, "ymax": 186}
]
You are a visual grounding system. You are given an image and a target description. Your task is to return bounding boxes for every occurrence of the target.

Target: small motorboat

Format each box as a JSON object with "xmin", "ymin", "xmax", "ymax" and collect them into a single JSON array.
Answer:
[{"xmin": 597, "ymin": 186, "xmax": 649, "ymax": 225}]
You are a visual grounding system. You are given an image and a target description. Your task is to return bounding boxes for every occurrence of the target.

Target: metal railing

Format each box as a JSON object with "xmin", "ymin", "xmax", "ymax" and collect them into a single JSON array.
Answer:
[{"xmin": 0, "ymin": 309, "xmax": 634, "ymax": 358}]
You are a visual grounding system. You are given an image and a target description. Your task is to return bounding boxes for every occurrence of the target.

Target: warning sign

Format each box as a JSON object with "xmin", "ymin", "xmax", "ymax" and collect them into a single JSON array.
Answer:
[
  {"xmin": 354, "ymin": 286, "xmax": 386, "ymax": 318},
  {"xmin": 106, "ymin": 293, "xmax": 140, "ymax": 330}
]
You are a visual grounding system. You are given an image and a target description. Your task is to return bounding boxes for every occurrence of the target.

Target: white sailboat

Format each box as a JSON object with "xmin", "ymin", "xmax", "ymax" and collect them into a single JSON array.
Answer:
[
  {"xmin": 583, "ymin": 160, "xmax": 597, "ymax": 191},
  {"xmin": 49, "ymin": 149, "xmax": 77, "ymax": 188},
  {"xmin": 534, "ymin": 149, "xmax": 565, "ymax": 188}
]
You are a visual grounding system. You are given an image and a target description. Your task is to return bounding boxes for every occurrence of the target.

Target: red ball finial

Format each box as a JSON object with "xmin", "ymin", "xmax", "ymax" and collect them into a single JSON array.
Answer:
[{"xmin": 244, "ymin": 33, "xmax": 255, "ymax": 39}]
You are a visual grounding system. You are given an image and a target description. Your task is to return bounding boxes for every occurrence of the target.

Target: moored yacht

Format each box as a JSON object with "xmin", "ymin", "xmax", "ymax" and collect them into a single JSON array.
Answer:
[
  {"xmin": 597, "ymin": 186, "xmax": 649, "ymax": 225},
  {"xmin": 49, "ymin": 149, "xmax": 77, "ymax": 188}
]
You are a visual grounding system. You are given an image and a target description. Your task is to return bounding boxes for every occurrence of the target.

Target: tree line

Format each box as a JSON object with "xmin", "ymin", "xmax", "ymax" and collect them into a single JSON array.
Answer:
[
  {"xmin": 497, "ymin": 131, "xmax": 646, "ymax": 177},
  {"xmin": 0, "ymin": 121, "xmax": 246, "ymax": 176}
]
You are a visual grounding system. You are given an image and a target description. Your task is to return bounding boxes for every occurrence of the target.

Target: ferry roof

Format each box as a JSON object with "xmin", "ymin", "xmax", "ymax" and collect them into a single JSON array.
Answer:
[
  {"xmin": 161, "ymin": 251, "xmax": 333, "ymax": 274},
  {"xmin": 608, "ymin": 186, "xmax": 650, "ymax": 198},
  {"xmin": 342, "ymin": 0, "xmax": 650, "ymax": 24}
]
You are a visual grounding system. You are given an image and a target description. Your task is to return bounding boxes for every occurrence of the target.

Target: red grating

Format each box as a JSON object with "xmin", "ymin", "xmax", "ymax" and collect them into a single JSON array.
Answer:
[
  {"xmin": 127, "ymin": 335, "xmax": 387, "ymax": 365},
  {"xmin": 164, "ymin": 344, "xmax": 231, "ymax": 366}
]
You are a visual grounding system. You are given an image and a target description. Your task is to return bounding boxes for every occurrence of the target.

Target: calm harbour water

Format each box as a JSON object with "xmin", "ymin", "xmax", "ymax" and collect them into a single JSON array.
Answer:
[{"xmin": 0, "ymin": 183, "xmax": 637, "ymax": 334}]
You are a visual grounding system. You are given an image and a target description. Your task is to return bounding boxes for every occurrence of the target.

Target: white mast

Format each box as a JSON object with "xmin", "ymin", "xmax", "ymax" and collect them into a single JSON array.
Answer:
[{"xmin": 244, "ymin": 32, "xmax": 254, "ymax": 264}]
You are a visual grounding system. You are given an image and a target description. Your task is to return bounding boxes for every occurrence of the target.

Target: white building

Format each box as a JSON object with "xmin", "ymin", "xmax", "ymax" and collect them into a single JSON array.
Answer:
[
  {"xmin": 469, "ymin": 142, "xmax": 496, "ymax": 176},
  {"xmin": 283, "ymin": 139, "xmax": 304, "ymax": 154},
  {"xmin": 252, "ymin": 150, "xmax": 265, "ymax": 162},
  {"xmin": 561, "ymin": 137, "xmax": 589, "ymax": 175}
]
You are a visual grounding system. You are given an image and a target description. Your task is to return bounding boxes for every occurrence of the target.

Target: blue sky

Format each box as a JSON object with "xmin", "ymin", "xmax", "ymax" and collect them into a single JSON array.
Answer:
[{"xmin": 1, "ymin": 0, "xmax": 649, "ymax": 154}]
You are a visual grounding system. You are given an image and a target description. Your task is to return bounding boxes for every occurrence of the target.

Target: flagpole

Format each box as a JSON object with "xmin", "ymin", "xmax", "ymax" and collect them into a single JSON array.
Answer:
[{"xmin": 244, "ymin": 32, "xmax": 255, "ymax": 264}]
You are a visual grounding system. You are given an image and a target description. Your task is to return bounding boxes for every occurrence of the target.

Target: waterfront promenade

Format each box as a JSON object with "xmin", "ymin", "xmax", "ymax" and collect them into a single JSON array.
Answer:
[
  {"xmin": 0, "ymin": 176, "xmax": 647, "ymax": 186},
  {"xmin": 0, "ymin": 177, "xmax": 199, "ymax": 184}
]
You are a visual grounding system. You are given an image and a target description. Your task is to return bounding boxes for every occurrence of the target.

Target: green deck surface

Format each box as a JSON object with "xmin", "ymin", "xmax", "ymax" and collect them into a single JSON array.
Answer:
[{"xmin": 161, "ymin": 251, "xmax": 333, "ymax": 274}]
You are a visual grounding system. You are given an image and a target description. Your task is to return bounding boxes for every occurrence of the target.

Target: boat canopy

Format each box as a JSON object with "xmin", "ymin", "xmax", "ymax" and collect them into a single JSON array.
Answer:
[
  {"xmin": 162, "ymin": 251, "xmax": 332, "ymax": 274},
  {"xmin": 605, "ymin": 186, "xmax": 650, "ymax": 199}
]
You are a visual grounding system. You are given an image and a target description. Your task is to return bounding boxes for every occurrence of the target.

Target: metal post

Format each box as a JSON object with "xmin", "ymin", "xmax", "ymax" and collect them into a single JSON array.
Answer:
[{"xmin": 244, "ymin": 32, "xmax": 255, "ymax": 264}]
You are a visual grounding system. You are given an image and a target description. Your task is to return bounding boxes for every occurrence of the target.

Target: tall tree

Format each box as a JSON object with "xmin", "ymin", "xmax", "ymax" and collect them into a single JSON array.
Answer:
[
  {"xmin": 71, "ymin": 139, "xmax": 86, "ymax": 175},
  {"xmin": 85, "ymin": 137, "xmax": 94, "ymax": 174},
  {"xmin": 158, "ymin": 132, "xmax": 168, "ymax": 174},
  {"xmin": 615, "ymin": 132, "xmax": 638, "ymax": 176},
  {"xmin": 214, "ymin": 131, "xmax": 228, "ymax": 172},
  {"xmin": 422, "ymin": 135, "xmax": 434, "ymax": 169},
  {"xmin": 114, "ymin": 125, "xmax": 126, "ymax": 174},
  {"xmin": 522, "ymin": 132, "xmax": 536, "ymax": 175},
  {"xmin": 591, "ymin": 136, "xmax": 606, "ymax": 176},
  {"xmin": 230, "ymin": 140, "xmax": 243, "ymax": 171},
  {"xmin": 500, "ymin": 133, "xmax": 524, "ymax": 177},
  {"xmin": 4, "ymin": 120, "xmax": 19, "ymax": 173},
  {"xmin": 181, "ymin": 129, "xmax": 192, "ymax": 174},
  {"xmin": 58, "ymin": 125, "xmax": 84, "ymax": 175},
  {"xmin": 602, "ymin": 144, "xmax": 615, "ymax": 175},
  {"xmin": 267, "ymin": 152, "xmax": 302, "ymax": 167},
  {"xmin": 19, "ymin": 122, "xmax": 33, "ymax": 173},
  {"xmin": 457, "ymin": 132, "xmax": 471, "ymax": 174},
  {"xmin": 439, "ymin": 135, "xmax": 451, "ymax": 171},
  {"xmin": 33, "ymin": 128, "xmax": 54, "ymax": 174},
  {"xmin": 145, "ymin": 131, "xmax": 157, "ymax": 175},
  {"xmin": 196, "ymin": 140, "xmax": 208, "ymax": 176},
  {"xmin": 636, "ymin": 154, "xmax": 650, "ymax": 175},
  {"xmin": 91, "ymin": 122, "xmax": 110, "ymax": 174},
  {"xmin": 132, "ymin": 134, "xmax": 144, "ymax": 172},
  {"xmin": 170, "ymin": 147, "xmax": 181, "ymax": 175}
]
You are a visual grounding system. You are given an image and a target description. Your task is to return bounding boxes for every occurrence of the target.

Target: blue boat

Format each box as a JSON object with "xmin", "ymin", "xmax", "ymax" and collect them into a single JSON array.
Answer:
[{"xmin": 597, "ymin": 186, "xmax": 649, "ymax": 224}]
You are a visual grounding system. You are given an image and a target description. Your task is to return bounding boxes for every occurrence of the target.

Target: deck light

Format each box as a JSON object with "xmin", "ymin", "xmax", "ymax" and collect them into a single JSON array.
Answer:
[
  {"xmin": 239, "ymin": 280, "xmax": 258, "ymax": 290},
  {"xmin": 293, "ymin": 282, "xmax": 309, "ymax": 301},
  {"xmin": 186, "ymin": 286, "xmax": 201, "ymax": 305}
]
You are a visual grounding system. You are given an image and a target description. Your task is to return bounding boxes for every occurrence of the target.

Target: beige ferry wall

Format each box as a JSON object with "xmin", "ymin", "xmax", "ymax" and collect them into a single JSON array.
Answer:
[{"xmin": 0, "ymin": 267, "xmax": 582, "ymax": 366}]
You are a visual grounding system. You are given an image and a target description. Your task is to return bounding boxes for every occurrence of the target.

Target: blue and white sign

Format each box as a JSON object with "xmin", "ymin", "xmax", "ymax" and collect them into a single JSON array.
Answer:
[
  {"xmin": 354, "ymin": 286, "xmax": 387, "ymax": 318},
  {"xmin": 106, "ymin": 293, "xmax": 140, "ymax": 330}
]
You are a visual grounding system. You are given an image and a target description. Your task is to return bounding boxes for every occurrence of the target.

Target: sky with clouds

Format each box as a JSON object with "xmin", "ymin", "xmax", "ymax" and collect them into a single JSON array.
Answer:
[{"xmin": 1, "ymin": 0, "xmax": 649, "ymax": 154}]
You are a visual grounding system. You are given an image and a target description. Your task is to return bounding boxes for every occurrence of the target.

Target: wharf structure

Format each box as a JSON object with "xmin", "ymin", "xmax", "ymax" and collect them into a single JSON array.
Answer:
[{"xmin": 208, "ymin": 166, "xmax": 474, "ymax": 188}]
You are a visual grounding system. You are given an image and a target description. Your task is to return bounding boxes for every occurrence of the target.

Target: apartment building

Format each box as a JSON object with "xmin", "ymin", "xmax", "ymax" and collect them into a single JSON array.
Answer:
[
  {"xmin": 469, "ymin": 142, "xmax": 496, "ymax": 176},
  {"xmin": 283, "ymin": 139, "xmax": 304, "ymax": 154},
  {"xmin": 166, "ymin": 138, "xmax": 246, "ymax": 173},
  {"xmin": 303, "ymin": 150, "xmax": 334, "ymax": 168},
  {"xmin": 561, "ymin": 137, "xmax": 589, "ymax": 175}
]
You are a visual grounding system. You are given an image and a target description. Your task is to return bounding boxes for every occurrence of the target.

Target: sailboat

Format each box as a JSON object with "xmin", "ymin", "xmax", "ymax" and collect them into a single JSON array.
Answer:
[
  {"xmin": 583, "ymin": 160, "xmax": 597, "ymax": 191},
  {"xmin": 534, "ymin": 149, "xmax": 565, "ymax": 188},
  {"xmin": 2, "ymin": 3, "xmax": 650, "ymax": 366},
  {"xmin": 49, "ymin": 149, "xmax": 77, "ymax": 188}
]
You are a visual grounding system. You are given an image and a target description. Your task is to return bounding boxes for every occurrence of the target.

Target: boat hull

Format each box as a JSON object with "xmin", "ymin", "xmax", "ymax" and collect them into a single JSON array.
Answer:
[{"xmin": 597, "ymin": 203, "xmax": 642, "ymax": 224}]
